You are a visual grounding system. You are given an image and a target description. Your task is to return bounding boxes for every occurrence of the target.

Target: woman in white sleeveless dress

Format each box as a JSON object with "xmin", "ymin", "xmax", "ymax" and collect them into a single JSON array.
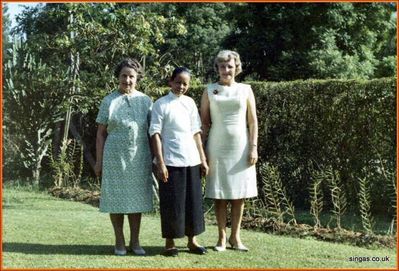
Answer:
[{"xmin": 201, "ymin": 50, "xmax": 258, "ymax": 252}]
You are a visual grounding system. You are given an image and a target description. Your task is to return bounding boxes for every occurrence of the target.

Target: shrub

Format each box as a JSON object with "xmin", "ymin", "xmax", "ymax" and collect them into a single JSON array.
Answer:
[
  {"xmin": 244, "ymin": 78, "xmax": 395, "ymax": 214},
  {"xmin": 56, "ymin": 77, "xmax": 398, "ymax": 215}
]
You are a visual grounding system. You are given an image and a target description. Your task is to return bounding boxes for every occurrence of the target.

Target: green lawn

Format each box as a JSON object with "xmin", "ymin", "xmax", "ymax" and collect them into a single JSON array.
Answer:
[
  {"xmin": 294, "ymin": 208, "xmax": 395, "ymax": 235},
  {"xmin": 2, "ymin": 186, "xmax": 397, "ymax": 269}
]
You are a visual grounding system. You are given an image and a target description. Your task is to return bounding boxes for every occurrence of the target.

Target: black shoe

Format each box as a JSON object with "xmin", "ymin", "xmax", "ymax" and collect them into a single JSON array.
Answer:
[
  {"xmin": 188, "ymin": 246, "xmax": 207, "ymax": 255},
  {"xmin": 162, "ymin": 248, "xmax": 178, "ymax": 257}
]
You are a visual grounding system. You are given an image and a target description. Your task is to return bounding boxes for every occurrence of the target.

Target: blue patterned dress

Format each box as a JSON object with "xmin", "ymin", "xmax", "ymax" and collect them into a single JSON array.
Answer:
[{"xmin": 96, "ymin": 90, "xmax": 153, "ymax": 213}]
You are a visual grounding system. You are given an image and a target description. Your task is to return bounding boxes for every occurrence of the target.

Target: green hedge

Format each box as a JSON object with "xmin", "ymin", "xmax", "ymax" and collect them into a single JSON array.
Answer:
[
  {"xmin": 259, "ymin": 78, "xmax": 395, "ymax": 213},
  {"xmin": 185, "ymin": 78, "xmax": 396, "ymax": 213},
  {"xmin": 80, "ymin": 78, "xmax": 395, "ymax": 213}
]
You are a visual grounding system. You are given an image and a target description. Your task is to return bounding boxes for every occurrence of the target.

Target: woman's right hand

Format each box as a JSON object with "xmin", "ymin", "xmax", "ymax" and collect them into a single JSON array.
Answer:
[
  {"xmin": 156, "ymin": 162, "xmax": 169, "ymax": 183},
  {"xmin": 200, "ymin": 160, "xmax": 209, "ymax": 177},
  {"xmin": 94, "ymin": 162, "xmax": 102, "ymax": 177}
]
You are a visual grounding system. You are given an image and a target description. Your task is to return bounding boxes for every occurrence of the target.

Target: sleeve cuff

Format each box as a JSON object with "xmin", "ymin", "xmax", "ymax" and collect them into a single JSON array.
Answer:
[
  {"xmin": 192, "ymin": 128, "xmax": 202, "ymax": 135},
  {"xmin": 149, "ymin": 127, "xmax": 161, "ymax": 137},
  {"xmin": 95, "ymin": 118, "xmax": 107, "ymax": 125}
]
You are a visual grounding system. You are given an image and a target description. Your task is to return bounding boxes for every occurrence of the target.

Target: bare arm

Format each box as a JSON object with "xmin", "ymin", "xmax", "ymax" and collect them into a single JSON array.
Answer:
[
  {"xmin": 95, "ymin": 124, "xmax": 108, "ymax": 176},
  {"xmin": 194, "ymin": 132, "xmax": 209, "ymax": 176},
  {"xmin": 150, "ymin": 133, "xmax": 169, "ymax": 182},
  {"xmin": 247, "ymin": 87, "xmax": 258, "ymax": 165},
  {"xmin": 200, "ymin": 89, "xmax": 211, "ymax": 143}
]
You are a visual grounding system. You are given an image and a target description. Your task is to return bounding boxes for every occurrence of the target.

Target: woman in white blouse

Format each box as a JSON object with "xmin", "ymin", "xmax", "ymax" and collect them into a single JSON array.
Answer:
[{"xmin": 150, "ymin": 67, "xmax": 209, "ymax": 257}]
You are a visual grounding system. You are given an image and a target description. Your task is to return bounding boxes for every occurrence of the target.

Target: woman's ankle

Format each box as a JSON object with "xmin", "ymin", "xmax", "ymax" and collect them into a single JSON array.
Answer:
[{"xmin": 165, "ymin": 238, "xmax": 175, "ymax": 249}]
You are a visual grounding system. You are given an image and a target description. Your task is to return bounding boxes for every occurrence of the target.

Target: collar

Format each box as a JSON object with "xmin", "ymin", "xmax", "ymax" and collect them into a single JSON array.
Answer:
[
  {"xmin": 168, "ymin": 91, "xmax": 184, "ymax": 99},
  {"xmin": 118, "ymin": 90, "xmax": 139, "ymax": 97}
]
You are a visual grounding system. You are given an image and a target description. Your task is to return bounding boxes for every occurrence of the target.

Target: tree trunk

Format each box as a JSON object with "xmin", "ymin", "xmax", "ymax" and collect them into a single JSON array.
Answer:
[
  {"xmin": 69, "ymin": 118, "xmax": 95, "ymax": 171},
  {"xmin": 32, "ymin": 165, "xmax": 40, "ymax": 186},
  {"xmin": 52, "ymin": 121, "xmax": 63, "ymax": 157}
]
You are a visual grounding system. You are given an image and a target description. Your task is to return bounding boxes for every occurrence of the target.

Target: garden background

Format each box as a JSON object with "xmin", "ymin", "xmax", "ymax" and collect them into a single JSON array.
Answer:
[{"xmin": 2, "ymin": 2, "xmax": 397, "ymax": 269}]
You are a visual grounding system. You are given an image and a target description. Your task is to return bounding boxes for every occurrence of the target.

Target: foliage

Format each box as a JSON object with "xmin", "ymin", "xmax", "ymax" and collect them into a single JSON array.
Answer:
[
  {"xmin": 12, "ymin": 3, "xmax": 395, "ymax": 95},
  {"xmin": 48, "ymin": 139, "xmax": 83, "ymax": 188},
  {"xmin": 6, "ymin": 3, "xmax": 188, "ymax": 182},
  {"xmin": 14, "ymin": 3, "xmax": 188, "ymax": 113},
  {"xmin": 47, "ymin": 77, "xmax": 396, "ymax": 219},
  {"xmin": 3, "ymin": 37, "xmax": 67, "ymax": 184},
  {"xmin": 248, "ymin": 78, "xmax": 396, "ymax": 214},
  {"xmin": 326, "ymin": 167, "xmax": 347, "ymax": 230},
  {"xmin": 376, "ymin": 155, "xmax": 397, "ymax": 235},
  {"xmin": 259, "ymin": 163, "xmax": 283, "ymax": 222},
  {"xmin": 223, "ymin": 3, "xmax": 396, "ymax": 81},
  {"xmin": 7, "ymin": 3, "xmax": 395, "ymax": 184},
  {"xmin": 244, "ymin": 197, "xmax": 268, "ymax": 219},
  {"xmin": 259, "ymin": 162, "xmax": 296, "ymax": 224},
  {"xmin": 241, "ymin": 215, "xmax": 396, "ymax": 249},
  {"xmin": 2, "ymin": 3, "xmax": 12, "ymax": 63},
  {"xmin": 4, "ymin": 3, "xmax": 396, "ymax": 235},
  {"xmin": 309, "ymin": 164, "xmax": 324, "ymax": 229},
  {"xmin": 358, "ymin": 176, "xmax": 374, "ymax": 234},
  {"xmin": 137, "ymin": 3, "xmax": 232, "ymax": 82}
]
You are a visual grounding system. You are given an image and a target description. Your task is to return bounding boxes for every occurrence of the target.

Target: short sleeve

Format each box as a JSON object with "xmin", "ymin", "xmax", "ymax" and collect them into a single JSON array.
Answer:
[
  {"xmin": 190, "ymin": 99, "xmax": 202, "ymax": 135},
  {"xmin": 149, "ymin": 100, "xmax": 163, "ymax": 137},
  {"xmin": 96, "ymin": 98, "xmax": 109, "ymax": 125}
]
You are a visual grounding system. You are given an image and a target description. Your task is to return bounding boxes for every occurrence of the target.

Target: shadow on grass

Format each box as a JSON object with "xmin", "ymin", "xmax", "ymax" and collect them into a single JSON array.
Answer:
[
  {"xmin": 3, "ymin": 204, "xmax": 35, "ymax": 209},
  {"xmin": 3, "ymin": 242, "xmax": 165, "ymax": 256}
]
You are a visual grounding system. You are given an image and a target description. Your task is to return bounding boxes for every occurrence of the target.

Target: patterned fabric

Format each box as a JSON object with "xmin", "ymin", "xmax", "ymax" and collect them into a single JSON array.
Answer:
[
  {"xmin": 205, "ymin": 83, "xmax": 258, "ymax": 199},
  {"xmin": 96, "ymin": 90, "xmax": 153, "ymax": 213}
]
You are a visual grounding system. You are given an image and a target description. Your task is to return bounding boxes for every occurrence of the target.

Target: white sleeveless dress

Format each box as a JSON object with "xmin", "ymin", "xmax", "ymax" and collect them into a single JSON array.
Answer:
[{"xmin": 205, "ymin": 82, "xmax": 258, "ymax": 199}]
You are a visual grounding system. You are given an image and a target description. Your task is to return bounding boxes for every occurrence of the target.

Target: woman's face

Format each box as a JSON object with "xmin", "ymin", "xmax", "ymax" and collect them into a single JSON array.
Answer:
[
  {"xmin": 217, "ymin": 58, "xmax": 236, "ymax": 83},
  {"xmin": 118, "ymin": 67, "xmax": 138, "ymax": 93},
  {"xmin": 169, "ymin": 72, "xmax": 190, "ymax": 97}
]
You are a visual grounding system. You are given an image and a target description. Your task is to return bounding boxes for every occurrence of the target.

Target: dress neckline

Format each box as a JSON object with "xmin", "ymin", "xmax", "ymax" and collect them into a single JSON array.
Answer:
[
  {"xmin": 118, "ymin": 90, "xmax": 139, "ymax": 97},
  {"xmin": 217, "ymin": 82, "xmax": 237, "ymax": 88}
]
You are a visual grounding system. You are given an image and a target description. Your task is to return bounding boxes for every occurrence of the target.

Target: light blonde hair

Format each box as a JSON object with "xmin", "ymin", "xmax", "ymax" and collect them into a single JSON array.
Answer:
[{"xmin": 214, "ymin": 50, "xmax": 242, "ymax": 76}]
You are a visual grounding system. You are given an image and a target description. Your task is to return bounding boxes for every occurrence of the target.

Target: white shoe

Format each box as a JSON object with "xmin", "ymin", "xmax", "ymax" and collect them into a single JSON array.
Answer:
[
  {"xmin": 114, "ymin": 247, "xmax": 127, "ymax": 256},
  {"xmin": 213, "ymin": 244, "xmax": 226, "ymax": 252},
  {"xmin": 132, "ymin": 246, "xmax": 146, "ymax": 256},
  {"xmin": 231, "ymin": 243, "xmax": 248, "ymax": 252},
  {"xmin": 229, "ymin": 239, "xmax": 249, "ymax": 252}
]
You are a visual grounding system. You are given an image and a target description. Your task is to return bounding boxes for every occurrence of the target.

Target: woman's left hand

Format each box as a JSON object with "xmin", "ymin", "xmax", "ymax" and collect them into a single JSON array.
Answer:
[{"xmin": 249, "ymin": 148, "xmax": 258, "ymax": 165}]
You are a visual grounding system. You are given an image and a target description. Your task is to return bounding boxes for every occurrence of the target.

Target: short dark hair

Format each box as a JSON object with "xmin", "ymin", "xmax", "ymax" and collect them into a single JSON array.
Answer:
[
  {"xmin": 170, "ymin": 67, "xmax": 191, "ymax": 81},
  {"xmin": 114, "ymin": 58, "xmax": 143, "ymax": 79}
]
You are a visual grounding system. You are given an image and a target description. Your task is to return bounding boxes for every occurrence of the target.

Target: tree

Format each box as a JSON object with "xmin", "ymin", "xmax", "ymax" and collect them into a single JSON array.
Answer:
[
  {"xmin": 2, "ymin": 4, "xmax": 12, "ymax": 63},
  {"xmin": 15, "ymin": 3, "xmax": 188, "ymax": 103},
  {"xmin": 223, "ymin": 3, "xmax": 396, "ymax": 81},
  {"xmin": 374, "ymin": 11, "xmax": 397, "ymax": 77},
  {"xmin": 137, "ymin": 3, "xmax": 232, "ymax": 82},
  {"xmin": 6, "ymin": 3, "xmax": 188, "ymax": 182},
  {"xmin": 3, "ymin": 38, "xmax": 68, "ymax": 184}
]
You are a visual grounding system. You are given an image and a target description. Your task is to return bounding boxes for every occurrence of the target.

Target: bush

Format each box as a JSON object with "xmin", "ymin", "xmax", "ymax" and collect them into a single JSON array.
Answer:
[
  {"xmin": 53, "ymin": 77, "xmax": 398, "ymax": 215},
  {"xmin": 189, "ymin": 78, "xmax": 396, "ymax": 214}
]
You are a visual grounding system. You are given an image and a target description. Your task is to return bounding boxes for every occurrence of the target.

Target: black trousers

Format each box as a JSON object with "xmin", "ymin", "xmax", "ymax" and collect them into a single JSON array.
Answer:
[{"xmin": 159, "ymin": 165, "xmax": 205, "ymax": 239}]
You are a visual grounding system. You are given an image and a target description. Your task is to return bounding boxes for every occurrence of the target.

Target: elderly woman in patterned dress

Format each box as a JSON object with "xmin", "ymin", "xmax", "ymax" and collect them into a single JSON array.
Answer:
[{"xmin": 95, "ymin": 58, "xmax": 153, "ymax": 256}]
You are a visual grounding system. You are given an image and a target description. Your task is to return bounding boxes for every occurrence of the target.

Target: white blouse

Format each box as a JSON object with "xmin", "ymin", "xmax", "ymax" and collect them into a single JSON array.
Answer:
[{"xmin": 149, "ymin": 91, "xmax": 202, "ymax": 167}]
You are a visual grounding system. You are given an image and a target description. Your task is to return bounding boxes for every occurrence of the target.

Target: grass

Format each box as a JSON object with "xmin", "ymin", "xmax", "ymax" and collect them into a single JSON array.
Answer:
[
  {"xmin": 2, "ymin": 186, "xmax": 397, "ymax": 269},
  {"xmin": 294, "ymin": 208, "xmax": 395, "ymax": 235}
]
